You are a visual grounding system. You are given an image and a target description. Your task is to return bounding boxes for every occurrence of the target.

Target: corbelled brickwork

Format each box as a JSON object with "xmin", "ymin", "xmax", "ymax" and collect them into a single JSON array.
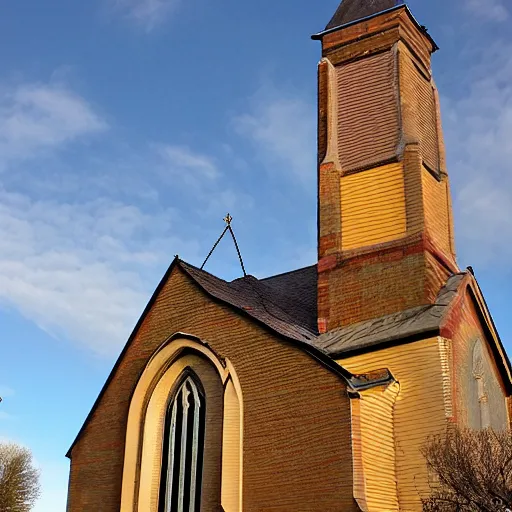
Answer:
[
  {"xmin": 67, "ymin": 266, "xmax": 358, "ymax": 512},
  {"xmin": 316, "ymin": 6, "xmax": 458, "ymax": 332}
]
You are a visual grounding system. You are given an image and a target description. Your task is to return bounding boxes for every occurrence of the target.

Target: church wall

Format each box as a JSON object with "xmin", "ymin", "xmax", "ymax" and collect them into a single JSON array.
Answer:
[
  {"xmin": 448, "ymin": 292, "xmax": 509, "ymax": 430},
  {"xmin": 337, "ymin": 337, "xmax": 449, "ymax": 511},
  {"xmin": 67, "ymin": 267, "xmax": 358, "ymax": 512}
]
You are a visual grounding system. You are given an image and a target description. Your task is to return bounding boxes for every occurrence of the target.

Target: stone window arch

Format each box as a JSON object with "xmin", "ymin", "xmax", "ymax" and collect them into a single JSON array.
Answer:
[{"xmin": 121, "ymin": 334, "xmax": 243, "ymax": 512}]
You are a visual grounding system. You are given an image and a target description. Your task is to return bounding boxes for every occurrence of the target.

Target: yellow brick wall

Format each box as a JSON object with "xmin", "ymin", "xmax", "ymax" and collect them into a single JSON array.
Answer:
[
  {"xmin": 340, "ymin": 163, "xmax": 407, "ymax": 250},
  {"xmin": 338, "ymin": 337, "xmax": 449, "ymax": 511},
  {"xmin": 68, "ymin": 267, "xmax": 359, "ymax": 512},
  {"xmin": 353, "ymin": 382, "xmax": 400, "ymax": 511},
  {"xmin": 422, "ymin": 167, "xmax": 454, "ymax": 259}
]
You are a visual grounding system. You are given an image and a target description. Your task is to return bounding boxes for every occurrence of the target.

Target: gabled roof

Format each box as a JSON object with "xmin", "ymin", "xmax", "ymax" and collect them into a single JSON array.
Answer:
[
  {"xmin": 67, "ymin": 258, "xmax": 392, "ymax": 458},
  {"xmin": 325, "ymin": 0, "xmax": 403, "ymax": 30}
]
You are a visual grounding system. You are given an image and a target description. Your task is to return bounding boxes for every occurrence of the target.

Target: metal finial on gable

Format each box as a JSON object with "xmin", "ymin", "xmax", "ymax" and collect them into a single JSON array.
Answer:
[{"xmin": 201, "ymin": 213, "xmax": 247, "ymax": 277}]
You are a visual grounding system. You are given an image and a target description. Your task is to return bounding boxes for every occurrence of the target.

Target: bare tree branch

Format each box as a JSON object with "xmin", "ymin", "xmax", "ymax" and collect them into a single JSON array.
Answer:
[{"xmin": 422, "ymin": 427, "xmax": 512, "ymax": 512}]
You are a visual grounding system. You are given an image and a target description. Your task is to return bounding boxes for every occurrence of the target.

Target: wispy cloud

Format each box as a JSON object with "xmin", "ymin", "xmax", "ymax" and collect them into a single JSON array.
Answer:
[
  {"xmin": 444, "ymin": 41, "xmax": 512, "ymax": 267},
  {"xmin": 0, "ymin": 141, "xmax": 249, "ymax": 357},
  {"xmin": 0, "ymin": 74, "xmax": 259, "ymax": 356},
  {"xmin": 110, "ymin": 0, "xmax": 180, "ymax": 31},
  {"xmin": 0, "ymin": 190, "xmax": 182, "ymax": 356},
  {"xmin": 0, "ymin": 386, "xmax": 15, "ymax": 399},
  {"xmin": 157, "ymin": 145, "xmax": 220, "ymax": 181},
  {"xmin": 232, "ymin": 83, "xmax": 316, "ymax": 185},
  {"xmin": 465, "ymin": 0, "xmax": 509, "ymax": 22},
  {"xmin": 0, "ymin": 78, "xmax": 205, "ymax": 356},
  {"xmin": 0, "ymin": 82, "xmax": 106, "ymax": 167}
]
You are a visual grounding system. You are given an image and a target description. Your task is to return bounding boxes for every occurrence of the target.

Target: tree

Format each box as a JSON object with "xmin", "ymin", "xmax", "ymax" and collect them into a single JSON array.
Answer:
[
  {"xmin": 422, "ymin": 426, "xmax": 512, "ymax": 511},
  {"xmin": 0, "ymin": 443, "xmax": 40, "ymax": 512}
]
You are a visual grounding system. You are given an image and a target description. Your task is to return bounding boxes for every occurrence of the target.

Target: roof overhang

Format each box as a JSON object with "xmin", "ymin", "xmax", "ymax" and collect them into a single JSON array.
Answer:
[{"xmin": 311, "ymin": 4, "xmax": 439, "ymax": 53}]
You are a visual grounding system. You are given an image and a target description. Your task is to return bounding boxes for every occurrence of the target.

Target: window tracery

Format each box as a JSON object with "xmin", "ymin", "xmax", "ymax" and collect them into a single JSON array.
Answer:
[{"xmin": 159, "ymin": 375, "xmax": 205, "ymax": 512}]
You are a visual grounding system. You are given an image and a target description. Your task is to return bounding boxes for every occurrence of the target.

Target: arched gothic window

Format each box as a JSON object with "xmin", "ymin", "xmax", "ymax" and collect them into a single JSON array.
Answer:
[
  {"xmin": 159, "ymin": 374, "xmax": 206, "ymax": 512},
  {"xmin": 121, "ymin": 336, "xmax": 243, "ymax": 512}
]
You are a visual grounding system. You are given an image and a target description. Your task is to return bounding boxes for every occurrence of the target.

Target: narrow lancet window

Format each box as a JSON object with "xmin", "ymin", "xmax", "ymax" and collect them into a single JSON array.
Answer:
[{"xmin": 159, "ymin": 375, "xmax": 205, "ymax": 512}]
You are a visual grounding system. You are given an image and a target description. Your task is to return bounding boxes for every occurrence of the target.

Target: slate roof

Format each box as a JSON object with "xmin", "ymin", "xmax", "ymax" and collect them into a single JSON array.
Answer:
[
  {"xmin": 179, "ymin": 261, "xmax": 318, "ymax": 344},
  {"xmin": 325, "ymin": 0, "xmax": 404, "ymax": 30},
  {"xmin": 179, "ymin": 260, "xmax": 468, "ymax": 357}
]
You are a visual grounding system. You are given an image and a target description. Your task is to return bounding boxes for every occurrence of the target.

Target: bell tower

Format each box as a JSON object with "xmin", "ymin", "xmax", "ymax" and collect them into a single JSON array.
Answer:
[{"xmin": 313, "ymin": 0, "xmax": 458, "ymax": 333}]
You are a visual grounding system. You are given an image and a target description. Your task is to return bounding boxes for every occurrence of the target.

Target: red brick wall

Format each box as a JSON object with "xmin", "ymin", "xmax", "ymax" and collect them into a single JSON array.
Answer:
[
  {"xmin": 67, "ymin": 267, "xmax": 358, "ymax": 512},
  {"xmin": 318, "ymin": 237, "xmax": 452, "ymax": 330},
  {"xmin": 445, "ymin": 286, "xmax": 509, "ymax": 430}
]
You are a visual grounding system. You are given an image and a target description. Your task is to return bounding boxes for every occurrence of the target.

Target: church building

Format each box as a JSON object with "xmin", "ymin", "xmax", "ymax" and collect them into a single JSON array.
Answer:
[{"xmin": 66, "ymin": 1, "xmax": 512, "ymax": 511}]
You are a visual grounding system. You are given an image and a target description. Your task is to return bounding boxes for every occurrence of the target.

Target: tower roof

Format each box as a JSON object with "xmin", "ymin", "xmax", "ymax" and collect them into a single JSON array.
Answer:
[{"xmin": 325, "ymin": 0, "xmax": 404, "ymax": 30}]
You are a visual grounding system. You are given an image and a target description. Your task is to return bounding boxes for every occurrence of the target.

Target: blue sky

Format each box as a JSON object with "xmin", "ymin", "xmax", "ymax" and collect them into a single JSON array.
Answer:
[{"xmin": 0, "ymin": 0, "xmax": 511, "ymax": 509}]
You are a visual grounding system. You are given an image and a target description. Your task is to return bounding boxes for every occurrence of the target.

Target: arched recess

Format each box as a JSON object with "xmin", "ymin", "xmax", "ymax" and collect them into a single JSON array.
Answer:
[
  {"xmin": 472, "ymin": 340, "xmax": 490, "ymax": 429},
  {"xmin": 470, "ymin": 339, "xmax": 508, "ymax": 431},
  {"xmin": 120, "ymin": 334, "xmax": 243, "ymax": 512}
]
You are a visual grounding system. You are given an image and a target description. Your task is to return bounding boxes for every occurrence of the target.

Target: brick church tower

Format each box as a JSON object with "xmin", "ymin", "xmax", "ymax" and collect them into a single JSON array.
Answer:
[{"xmin": 314, "ymin": 0, "xmax": 459, "ymax": 333}]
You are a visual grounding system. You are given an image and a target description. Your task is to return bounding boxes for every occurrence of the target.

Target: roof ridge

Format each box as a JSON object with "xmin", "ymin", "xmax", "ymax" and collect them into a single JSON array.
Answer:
[
  {"xmin": 179, "ymin": 258, "xmax": 230, "ymax": 282},
  {"xmin": 260, "ymin": 264, "xmax": 316, "ymax": 282}
]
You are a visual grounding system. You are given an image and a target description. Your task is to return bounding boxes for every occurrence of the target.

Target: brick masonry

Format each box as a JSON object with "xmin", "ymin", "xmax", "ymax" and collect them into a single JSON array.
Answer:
[
  {"xmin": 317, "ymin": 6, "xmax": 459, "ymax": 332},
  {"xmin": 67, "ymin": 266, "xmax": 359, "ymax": 512}
]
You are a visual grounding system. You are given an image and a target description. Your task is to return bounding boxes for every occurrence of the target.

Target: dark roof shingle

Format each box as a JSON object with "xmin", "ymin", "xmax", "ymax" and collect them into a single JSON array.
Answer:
[
  {"xmin": 179, "ymin": 261, "xmax": 318, "ymax": 343},
  {"xmin": 325, "ymin": 0, "xmax": 403, "ymax": 30}
]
